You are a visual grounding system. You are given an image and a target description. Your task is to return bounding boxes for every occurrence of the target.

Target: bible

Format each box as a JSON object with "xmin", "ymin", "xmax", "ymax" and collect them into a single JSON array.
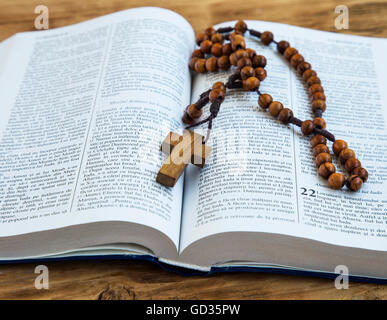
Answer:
[{"xmin": 1, "ymin": 7, "xmax": 387, "ymax": 282}]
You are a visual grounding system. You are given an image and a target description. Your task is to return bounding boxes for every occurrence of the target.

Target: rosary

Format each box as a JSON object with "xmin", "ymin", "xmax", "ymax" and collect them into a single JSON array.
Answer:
[{"xmin": 156, "ymin": 20, "xmax": 369, "ymax": 191}]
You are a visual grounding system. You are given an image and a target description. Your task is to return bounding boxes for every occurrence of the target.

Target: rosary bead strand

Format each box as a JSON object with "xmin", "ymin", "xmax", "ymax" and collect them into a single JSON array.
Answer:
[
  {"xmin": 248, "ymin": 24, "xmax": 368, "ymax": 190},
  {"xmin": 184, "ymin": 20, "xmax": 368, "ymax": 191}
]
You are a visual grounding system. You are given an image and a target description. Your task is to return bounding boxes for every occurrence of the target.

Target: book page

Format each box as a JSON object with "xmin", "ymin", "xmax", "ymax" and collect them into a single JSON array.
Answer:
[
  {"xmin": 180, "ymin": 20, "xmax": 387, "ymax": 253},
  {"xmin": 0, "ymin": 7, "xmax": 194, "ymax": 249}
]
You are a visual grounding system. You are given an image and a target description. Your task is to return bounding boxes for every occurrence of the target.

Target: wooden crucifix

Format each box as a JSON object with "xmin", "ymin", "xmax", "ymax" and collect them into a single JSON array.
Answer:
[{"xmin": 156, "ymin": 130, "xmax": 212, "ymax": 187}]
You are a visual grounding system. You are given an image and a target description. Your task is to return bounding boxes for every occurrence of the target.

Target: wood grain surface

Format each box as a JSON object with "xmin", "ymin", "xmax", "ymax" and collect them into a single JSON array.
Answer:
[{"xmin": 0, "ymin": 0, "xmax": 386, "ymax": 300}]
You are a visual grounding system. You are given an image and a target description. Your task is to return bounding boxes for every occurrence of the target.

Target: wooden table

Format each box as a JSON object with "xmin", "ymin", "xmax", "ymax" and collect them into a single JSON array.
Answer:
[{"xmin": 0, "ymin": 0, "xmax": 386, "ymax": 300}]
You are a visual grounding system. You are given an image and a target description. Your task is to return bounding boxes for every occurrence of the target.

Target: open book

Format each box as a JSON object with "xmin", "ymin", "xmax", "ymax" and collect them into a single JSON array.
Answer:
[{"xmin": 1, "ymin": 7, "xmax": 387, "ymax": 281}]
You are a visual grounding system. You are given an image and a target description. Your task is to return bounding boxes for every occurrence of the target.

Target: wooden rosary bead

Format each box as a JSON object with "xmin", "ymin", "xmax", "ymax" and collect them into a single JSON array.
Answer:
[
  {"xmin": 235, "ymin": 49, "xmax": 248, "ymax": 59},
  {"xmin": 234, "ymin": 20, "xmax": 247, "ymax": 34},
  {"xmin": 240, "ymin": 66, "xmax": 255, "ymax": 80},
  {"xmin": 332, "ymin": 140, "xmax": 348, "ymax": 156},
  {"xmin": 258, "ymin": 94, "xmax": 273, "ymax": 109},
  {"xmin": 312, "ymin": 92, "xmax": 326, "ymax": 102},
  {"xmin": 189, "ymin": 57, "xmax": 199, "ymax": 70},
  {"xmin": 205, "ymin": 57, "xmax": 218, "ymax": 72},
  {"xmin": 254, "ymin": 67, "xmax": 267, "ymax": 81},
  {"xmin": 306, "ymin": 76, "xmax": 321, "ymax": 87},
  {"xmin": 194, "ymin": 59, "xmax": 206, "ymax": 73},
  {"xmin": 191, "ymin": 49, "xmax": 204, "ymax": 59},
  {"xmin": 312, "ymin": 94, "xmax": 327, "ymax": 106},
  {"xmin": 278, "ymin": 108, "xmax": 294, "ymax": 124},
  {"xmin": 211, "ymin": 33, "xmax": 224, "ymax": 43},
  {"xmin": 229, "ymin": 31, "xmax": 239, "ymax": 41},
  {"xmin": 209, "ymin": 88, "xmax": 225, "ymax": 102},
  {"xmin": 204, "ymin": 27, "xmax": 216, "ymax": 37},
  {"xmin": 346, "ymin": 175, "xmax": 363, "ymax": 192},
  {"xmin": 237, "ymin": 57, "xmax": 252, "ymax": 69},
  {"xmin": 345, "ymin": 158, "xmax": 361, "ymax": 174},
  {"xmin": 229, "ymin": 52, "xmax": 238, "ymax": 65},
  {"xmin": 260, "ymin": 31, "xmax": 274, "ymax": 45},
  {"xmin": 196, "ymin": 33, "xmax": 208, "ymax": 45},
  {"xmin": 211, "ymin": 43, "xmax": 223, "ymax": 57},
  {"xmin": 297, "ymin": 61, "xmax": 312, "ymax": 75},
  {"xmin": 268, "ymin": 101, "xmax": 284, "ymax": 117},
  {"xmin": 231, "ymin": 34, "xmax": 246, "ymax": 50},
  {"xmin": 252, "ymin": 55, "xmax": 267, "ymax": 68},
  {"xmin": 339, "ymin": 148, "xmax": 356, "ymax": 164},
  {"xmin": 313, "ymin": 117, "xmax": 326, "ymax": 129},
  {"xmin": 246, "ymin": 48, "xmax": 256, "ymax": 59},
  {"xmin": 290, "ymin": 54, "xmax": 304, "ymax": 68},
  {"xmin": 315, "ymin": 152, "xmax": 332, "ymax": 167},
  {"xmin": 277, "ymin": 40, "xmax": 290, "ymax": 54},
  {"xmin": 222, "ymin": 43, "xmax": 233, "ymax": 56},
  {"xmin": 310, "ymin": 134, "xmax": 327, "ymax": 148},
  {"xmin": 200, "ymin": 40, "xmax": 212, "ymax": 53},
  {"xmin": 308, "ymin": 84, "xmax": 324, "ymax": 95},
  {"xmin": 312, "ymin": 144, "xmax": 329, "ymax": 157},
  {"xmin": 311, "ymin": 98, "xmax": 326, "ymax": 110},
  {"xmin": 217, "ymin": 55, "xmax": 231, "ymax": 70},
  {"xmin": 328, "ymin": 173, "xmax": 346, "ymax": 190},
  {"xmin": 318, "ymin": 162, "xmax": 336, "ymax": 179},
  {"xmin": 302, "ymin": 69, "xmax": 317, "ymax": 81},
  {"xmin": 301, "ymin": 120, "xmax": 315, "ymax": 135},
  {"xmin": 212, "ymin": 81, "xmax": 226, "ymax": 91},
  {"xmin": 182, "ymin": 112, "xmax": 195, "ymax": 125},
  {"xmin": 187, "ymin": 104, "xmax": 203, "ymax": 119},
  {"xmin": 243, "ymin": 77, "xmax": 260, "ymax": 91},
  {"xmin": 353, "ymin": 167, "xmax": 368, "ymax": 182},
  {"xmin": 283, "ymin": 47, "xmax": 298, "ymax": 60}
]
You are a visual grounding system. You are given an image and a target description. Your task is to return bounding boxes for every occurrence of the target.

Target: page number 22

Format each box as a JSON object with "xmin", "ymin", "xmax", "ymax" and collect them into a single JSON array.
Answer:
[{"xmin": 300, "ymin": 187, "xmax": 317, "ymax": 197}]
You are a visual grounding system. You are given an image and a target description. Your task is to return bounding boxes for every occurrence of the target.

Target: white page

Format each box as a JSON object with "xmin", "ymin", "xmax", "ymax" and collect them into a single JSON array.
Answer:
[
  {"xmin": 180, "ymin": 20, "xmax": 387, "ymax": 253},
  {"xmin": 0, "ymin": 7, "xmax": 194, "ymax": 249}
]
